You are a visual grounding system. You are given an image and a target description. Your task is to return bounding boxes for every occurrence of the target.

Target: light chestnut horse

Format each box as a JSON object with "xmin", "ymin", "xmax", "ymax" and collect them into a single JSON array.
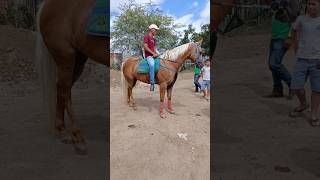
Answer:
[
  {"xmin": 35, "ymin": 0, "xmax": 108, "ymax": 155},
  {"xmin": 121, "ymin": 41, "xmax": 204, "ymax": 118}
]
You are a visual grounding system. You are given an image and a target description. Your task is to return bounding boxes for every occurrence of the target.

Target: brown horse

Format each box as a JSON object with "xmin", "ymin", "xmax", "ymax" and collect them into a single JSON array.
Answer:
[
  {"xmin": 210, "ymin": 0, "xmax": 300, "ymax": 58},
  {"xmin": 121, "ymin": 41, "xmax": 204, "ymax": 118},
  {"xmin": 35, "ymin": 0, "xmax": 108, "ymax": 155}
]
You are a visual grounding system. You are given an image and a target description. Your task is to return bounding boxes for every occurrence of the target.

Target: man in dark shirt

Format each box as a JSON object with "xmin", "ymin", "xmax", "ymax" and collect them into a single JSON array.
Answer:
[{"xmin": 144, "ymin": 24, "xmax": 159, "ymax": 91}]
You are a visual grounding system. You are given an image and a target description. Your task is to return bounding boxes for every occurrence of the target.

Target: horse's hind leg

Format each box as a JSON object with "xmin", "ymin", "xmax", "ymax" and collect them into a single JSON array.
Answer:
[
  {"xmin": 128, "ymin": 79, "xmax": 137, "ymax": 110},
  {"xmin": 72, "ymin": 53, "xmax": 88, "ymax": 84},
  {"xmin": 55, "ymin": 54, "xmax": 87, "ymax": 155}
]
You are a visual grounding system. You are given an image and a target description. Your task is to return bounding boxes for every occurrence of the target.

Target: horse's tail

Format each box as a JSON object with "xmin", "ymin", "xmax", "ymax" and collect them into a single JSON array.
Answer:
[
  {"xmin": 121, "ymin": 61, "xmax": 128, "ymax": 103},
  {"xmin": 35, "ymin": 2, "xmax": 56, "ymax": 133}
]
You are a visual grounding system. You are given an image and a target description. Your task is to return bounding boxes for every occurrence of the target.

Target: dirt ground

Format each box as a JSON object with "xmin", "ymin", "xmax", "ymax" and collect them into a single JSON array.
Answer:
[
  {"xmin": 0, "ymin": 26, "xmax": 107, "ymax": 180},
  {"xmin": 213, "ymin": 26, "xmax": 320, "ymax": 179},
  {"xmin": 110, "ymin": 70, "xmax": 210, "ymax": 180}
]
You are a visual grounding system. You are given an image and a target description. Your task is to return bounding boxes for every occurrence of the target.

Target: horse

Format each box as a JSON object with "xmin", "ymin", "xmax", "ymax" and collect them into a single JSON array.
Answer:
[
  {"xmin": 210, "ymin": 0, "xmax": 300, "ymax": 58},
  {"xmin": 121, "ymin": 40, "xmax": 204, "ymax": 118},
  {"xmin": 35, "ymin": 0, "xmax": 108, "ymax": 155}
]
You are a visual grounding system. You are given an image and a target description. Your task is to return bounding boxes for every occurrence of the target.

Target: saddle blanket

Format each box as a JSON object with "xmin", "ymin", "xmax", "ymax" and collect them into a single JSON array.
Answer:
[
  {"xmin": 86, "ymin": 0, "xmax": 109, "ymax": 37},
  {"xmin": 137, "ymin": 58, "xmax": 160, "ymax": 74}
]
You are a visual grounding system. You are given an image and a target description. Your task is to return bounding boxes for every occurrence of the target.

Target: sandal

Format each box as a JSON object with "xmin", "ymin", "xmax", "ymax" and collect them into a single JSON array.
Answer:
[
  {"xmin": 289, "ymin": 104, "xmax": 309, "ymax": 118},
  {"xmin": 310, "ymin": 119, "xmax": 320, "ymax": 126}
]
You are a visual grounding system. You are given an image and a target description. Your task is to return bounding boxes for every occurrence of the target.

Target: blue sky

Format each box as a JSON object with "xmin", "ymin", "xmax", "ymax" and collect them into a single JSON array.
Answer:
[{"xmin": 110, "ymin": 0, "xmax": 210, "ymax": 33}]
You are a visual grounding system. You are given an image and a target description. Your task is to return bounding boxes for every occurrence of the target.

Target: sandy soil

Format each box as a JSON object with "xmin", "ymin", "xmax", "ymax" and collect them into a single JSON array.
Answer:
[
  {"xmin": 110, "ymin": 70, "xmax": 210, "ymax": 180},
  {"xmin": 213, "ymin": 26, "xmax": 320, "ymax": 180}
]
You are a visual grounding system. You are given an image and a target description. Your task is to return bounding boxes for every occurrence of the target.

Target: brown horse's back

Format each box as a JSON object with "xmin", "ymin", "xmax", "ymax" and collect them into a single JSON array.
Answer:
[
  {"xmin": 122, "ymin": 57, "xmax": 150, "ymax": 84},
  {"xmin": 40, "ymin": 0, "xmax": 107, "ymax": 65}
]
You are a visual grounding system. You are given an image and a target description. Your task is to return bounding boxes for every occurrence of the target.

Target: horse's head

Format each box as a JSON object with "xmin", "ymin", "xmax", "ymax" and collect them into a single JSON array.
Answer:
[
  {"xmin": 270, "ymin": 0, "xmax": 300, "ymax": 23},
  {"xmin": 189, "ymin": 40, "xmax": 204, "ymax": 64}
]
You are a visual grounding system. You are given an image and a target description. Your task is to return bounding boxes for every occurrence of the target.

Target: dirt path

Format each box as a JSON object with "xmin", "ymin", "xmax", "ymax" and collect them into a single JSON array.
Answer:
[
  {"xmin": 213, "ymin": 29, "xmax": 320, "ymax": 180},
  {"xmin": 110, "ymin": 70, "xmax": 210, "ymax": 180}
]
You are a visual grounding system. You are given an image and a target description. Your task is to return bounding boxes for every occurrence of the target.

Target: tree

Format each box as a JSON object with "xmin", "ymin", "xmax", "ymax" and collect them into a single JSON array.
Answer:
[
  {"xmin": 178, "ymin": 24, "xmax": 210, "ymax": 56},
  {"xmin": 191, "ymin": 24, "xmax": 210, "ymax": 57},
  {"xmin": 111, "ymin": 0, "xmax": 182, "ymax": 56},
  {"xmin": 179, "ymin": 24, "xmax": 195, "ymax": 45}
]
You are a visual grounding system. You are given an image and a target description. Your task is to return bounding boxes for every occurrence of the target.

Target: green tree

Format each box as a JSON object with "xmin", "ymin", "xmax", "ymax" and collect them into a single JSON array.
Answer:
[
  {"xmin": 179, "ymin": 24, "xmax": 195, "ymax": 45},
  {"xmin": 111, "ymin": 0, "xmax": 182, "ymax": 56},
  {"xmin": 191, "ymin": 24, "xmax": 210, "ymax": 56}
]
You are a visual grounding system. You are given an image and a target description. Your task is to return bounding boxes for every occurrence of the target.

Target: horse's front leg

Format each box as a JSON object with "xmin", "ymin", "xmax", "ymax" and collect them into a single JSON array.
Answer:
[
  {"xmin": 167, "ymin": 87, "xmax": 175, "ymax": 114},
  {"xmin": 159, "ymin": 83, "xmax": 167, "ymax": 118}
]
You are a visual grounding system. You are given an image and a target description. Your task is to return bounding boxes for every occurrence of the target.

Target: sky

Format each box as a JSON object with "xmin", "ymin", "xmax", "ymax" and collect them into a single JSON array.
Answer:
[{"xmin": 110, "ymin": 0, "xmax": 210, "ymax": 34}]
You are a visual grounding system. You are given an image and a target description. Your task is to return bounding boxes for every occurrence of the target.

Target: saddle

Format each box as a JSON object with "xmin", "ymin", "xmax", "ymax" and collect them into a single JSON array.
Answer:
[
  {"xmin": 86, "ymin": 0, "xmax": 109, "ymax": 37},
  {"xmin": 137, "ymin": 58, "xmax": 161, "ymax": 74}
]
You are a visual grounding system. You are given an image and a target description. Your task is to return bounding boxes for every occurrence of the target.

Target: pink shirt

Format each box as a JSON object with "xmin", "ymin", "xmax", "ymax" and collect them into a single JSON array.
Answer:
[{"xmin": 144, "ymin": 34, "xmax": 156, "ymax": 58}]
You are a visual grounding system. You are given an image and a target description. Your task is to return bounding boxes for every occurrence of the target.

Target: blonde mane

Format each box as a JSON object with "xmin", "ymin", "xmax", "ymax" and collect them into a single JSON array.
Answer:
[{"xmin": 160, "ymin": 43, "xmax": 191, "ymax": 61}]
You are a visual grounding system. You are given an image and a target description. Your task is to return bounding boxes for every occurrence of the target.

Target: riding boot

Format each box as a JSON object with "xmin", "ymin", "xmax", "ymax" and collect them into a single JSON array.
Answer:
[
  {"xmin": 195, "ymin": 87, "xmax": 199, "ymax": 92},
  {"xmin": 264, "ymin": 86, "xmax": 284, "ymax": 98},
  {"xmin": 150, "ymin": 83, "xmax": 155, "ymax": 91}
]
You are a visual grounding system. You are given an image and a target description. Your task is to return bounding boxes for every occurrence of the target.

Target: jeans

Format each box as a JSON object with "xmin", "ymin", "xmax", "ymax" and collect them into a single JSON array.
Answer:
[
  {"xmin": 147, "ymin": 56, "xmax": 155, "ymax": 84},
  {"xmin": 268, "ymin": 39, "xmax": 291, "ymax": 90},
  {"xmin": 194, "ymin": 74, "xmax": 201, "ymax": 90}
]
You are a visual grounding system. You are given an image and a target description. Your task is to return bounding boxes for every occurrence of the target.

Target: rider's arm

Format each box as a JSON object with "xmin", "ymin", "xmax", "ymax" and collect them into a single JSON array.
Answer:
[{"xmin": 144, "ymin": 43, "xmax": 157, "ymax": 56}]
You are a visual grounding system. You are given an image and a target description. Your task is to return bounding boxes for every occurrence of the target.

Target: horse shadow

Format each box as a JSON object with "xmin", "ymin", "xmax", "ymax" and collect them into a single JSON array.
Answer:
[
  {"xmin": 76, "ymin": 114, "xmax": 107, "ymax": 142},
  {"xmin": 135, "ymin": 97, "xmax": 186, "ymax": 112}
]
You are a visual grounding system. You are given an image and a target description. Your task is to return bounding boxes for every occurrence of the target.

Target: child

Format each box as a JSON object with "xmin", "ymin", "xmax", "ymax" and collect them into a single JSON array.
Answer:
[
  {"xmin": 200, "ymin": 59, "xmax": 211, "ymax": 100},
  {"xmin": 194, "ymin": 62, "xmax": 202, "ymax": 92},
  {"xmin": 289, "ymin": 0, "xmax": 320, "ymax": 125}
]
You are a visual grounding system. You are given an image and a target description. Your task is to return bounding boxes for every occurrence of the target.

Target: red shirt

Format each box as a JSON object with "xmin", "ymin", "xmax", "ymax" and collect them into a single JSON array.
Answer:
[{"xmin": 144, "ymin": 34, "xmax": 156, "ymax": 58}]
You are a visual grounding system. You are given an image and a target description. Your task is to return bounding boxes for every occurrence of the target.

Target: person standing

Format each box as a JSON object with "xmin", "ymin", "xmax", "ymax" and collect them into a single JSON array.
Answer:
[
  {"xmin": 289, "ymin": 0, "xmax": 320, "ymax": 125},
  {"xmin": 265, "ymin": 7, "xmax": 293, "ymax": 98}
]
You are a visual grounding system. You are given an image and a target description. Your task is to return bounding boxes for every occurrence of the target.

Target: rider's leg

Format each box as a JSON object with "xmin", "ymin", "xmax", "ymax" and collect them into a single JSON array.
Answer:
[{"xmin": 147, "ymin": 56, "xmax": 155, "ymax": 91}]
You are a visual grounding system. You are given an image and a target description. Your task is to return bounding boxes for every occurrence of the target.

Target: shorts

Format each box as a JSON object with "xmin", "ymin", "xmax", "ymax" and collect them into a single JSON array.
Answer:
[
  {"xmin": 291, "ymin": 58, "xmax": 320, "ymax": 92},
  {"xmin": 201, "ymin": 80, "xmax": 210, "ymax": 91}
]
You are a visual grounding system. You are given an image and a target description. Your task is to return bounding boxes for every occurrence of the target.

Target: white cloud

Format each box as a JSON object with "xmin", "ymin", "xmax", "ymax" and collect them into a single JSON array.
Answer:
[
  {"xmin": 175, "ymin": 14, "xmax": 194, "ymax": 25},
  {"xmin": 111, "ymin": 0, "xmax": 165, "ymax": 14},
  {"xmin": 193, "ymin": 1, "xmax": 199, "ymax": 7},
  {"xmin": 192, "ymin": 0, "xmax": 210, "ymax": 32}
]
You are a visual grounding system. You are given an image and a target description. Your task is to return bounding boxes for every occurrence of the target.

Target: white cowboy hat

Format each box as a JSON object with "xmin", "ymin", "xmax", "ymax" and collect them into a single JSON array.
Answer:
[{"xmin": 148, "ymin": 24, "xmax": 159, "ymax": 30}]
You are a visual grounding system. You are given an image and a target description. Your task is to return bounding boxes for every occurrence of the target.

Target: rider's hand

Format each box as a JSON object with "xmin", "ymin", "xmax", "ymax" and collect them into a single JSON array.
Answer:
[{"xmin": 153, "ymin": 53, "xmax": 159, "ymax": 57}]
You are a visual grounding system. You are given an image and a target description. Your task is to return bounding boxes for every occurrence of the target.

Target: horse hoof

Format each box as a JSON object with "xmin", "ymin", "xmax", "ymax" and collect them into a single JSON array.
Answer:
[
  {"xmin": 160, "ymin": 113, "xmax": 166, "ymax": 118},
  {"xmin": 60, "ymin": 135, "xmax": 73, "ymax": 144},
  {"xmin": 73, "ymin": 141, "xmax": 88, "ymax": 155},
  {"xmin": 168, "ymin": 109, "xmax": 175, "ymax": 114},
  {"xmin": 56, "ymin": 130, "xmax": 73, "ymax": 144}
]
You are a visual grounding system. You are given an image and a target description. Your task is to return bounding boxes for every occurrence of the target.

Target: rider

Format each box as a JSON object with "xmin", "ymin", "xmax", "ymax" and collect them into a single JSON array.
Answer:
[{"xmin": 144, "ymin": 24, "xmax": 159, "ymax": 91}]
